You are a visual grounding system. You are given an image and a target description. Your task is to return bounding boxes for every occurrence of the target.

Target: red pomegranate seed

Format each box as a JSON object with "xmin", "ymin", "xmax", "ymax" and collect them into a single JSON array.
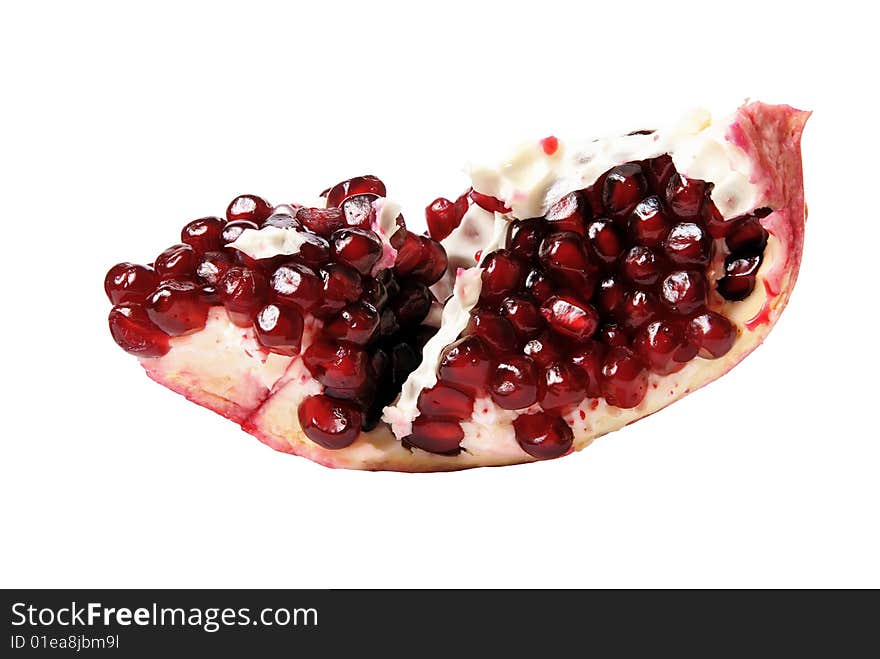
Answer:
[
  {"xmin": 489, "ymin": 355, "xmax": 539, "ymax": 410},
  {"xmin": 298, "ymin": 394, "xmax": 362, "ymax": 450},
  {"xmin": 405, "ymin": 417, "xmax": 464, "ymax": 454},
  {"xmin": 499, "ymin": 295, "xmax": 544, "ymax": 340},
  {"xmin": 507, "ymin": 218, "xmax": 546, "ymax": 260},
  {"xmin": 569, "ymin": 340, "xmax": 606, "ymax": 397},
  {"xmin": 479, "ymin": 249, "xmax": 526, "ymax": 304},
  {"xmin": 303, "ymin": 340, "xmax": 369, "ymax": 390},
  {"xmin": 181, "ymin": 216, "xmax": 225, "ymax": 254},
  {"xmin": 513, "ymin": 412, "xmax": 573, "ymax": 460},
  {"xmin": 701, "ymin": 199, "xmax": 735, "ymax": 239},
  {"xmin": 438, "ymin": 335, "xmax": 491, "ymax": 395},
  {"xmin": 464, "ymin": 309, "xmax": 517, "ymax": 354},
  {"xmin": 469, "ymin": 190, "xmax": 510, "ymax": 214},
  {"xmin": 394, "ymin": 231, "xmax": 423, "ymax": 276},
  {"xmin": 363, "ymin": 272, "xmax": 392, "ymax": 310},
  {"xmin": 538, "ymin": 231, "xmax": 598, "ymax": 294},
  {"xmin": 425, "ymin": 197, "xmax": 459, "ymax": 241},
  {"xmin": 629, "ymin": 196, "xmax": 671, "ymax": 248},
  {"xmin": 221, "ymin": 220, "xmax": 259, "ymax": 246},
  {"xmin": 618, "ymin": 290, "xmax": 660, "ymax": 331},
  {"xmin": 331, "ymin": 228, "xmax": 382, "ymax": 275},
  {"xmin": 226, "ymin": 195, "xmax": 272, "ymax": 223},
  {"xmin": 418, "ymin": 383, "xmax": 475, "ymax": 419},
  {"xmin": 392, "ymin": 280, "xmax": 432, "ymax": 327},
  {"xmin": 621, "ymin": 246, "xmax": 662, "ymax": 286},
  {"xmin": 540, "ymin": 135, "xmax": 559, "ymax": 155},
  {"xmin": 601, "ymin": 347, "xmax": 649, "ymax": 408},
  {"xmin": 545, "ymin": 191, "xmax": 587, "ymax": 235},
  {"xmin": 108, "ymin": 303, "xmax": 170, "ymax": 357},
  {"xmin": 602, "ymin": 163, "xmax": 647, "ymax": 214},
  {"xmin": 587, "ymin": 219, "xmax": 624, "ymax": 263},
  {"xmin": 538, "ymin": 362, "xmax": 587, "ymax": 411},
  {"xmin": 155, "ymin": 243, "xmax": 197, "ymax": 279},
  {"xmin": 324, "ymin": 302, "xmax": 380, "ymax": 345},
  {"xmin": 666, "ymin": 173, "xmax": 706, "ymax": 218},
  {"xmin": 524, "ymin": 269, "xmax": 554, "ymax": 304},
  {"xmin": 145, "ymin": 279, "xmax": 211, "ymax": 336},
  {"xmin": 664, "ymin": 222, "xmax": 711, "ymax": 266},
  {"xmin": 644, "ymin": 155, "xmax": 675, "ymax": 192},
  {"xmin": 453, "ymin": 191, "xmax": 470, "ymax": 222},
  {"xmin": 540, "ymin": 294, "xmax": 599, "ymax": 341},
  {"xmin": 717, "ymin": 254, "xmax": 761, "ymax": 301},
  {"xmin": 293, "ymin": 233, "xmax": 331, "ymax": 269},
  {"xmin": 726, "ymin": 217, "xmax": 769, "ymax": 254},
  {"xmin": 218, "ymin": 266, "xmax": 268, "ymax": 327},
  {"xmin": 315, "ymin": 263, "xmax": 363, "ymax": 319},
  {"xmin": 295, "ymin": 207, "xmax": 344, "ymax": 237},
  {"xmin": 598, "ymin": 323, "xmax": 630, "ymax": 348},
  {"xmin": 195, "ymin": 250, "xmax": 232, "ymax": 286},
  {"xmin": 340, "ymin": 195, "xmax": 376, "ymax": 230},
  {"xmin": 634, "ymin": 319, "xmax": 693, "ymax": 375},
  {"xmin": 411, "ymin": 237, "xmax": 448, "ymax": 285},
  {"xmin": 522, "ymin": 331, "xmax": 565, "ymax": 368},
  {"xmin": 269, "ymin": 262, "xmax": 321, "ymax": 311},
  {"xmin": 104, "ymin": 262, "xmax": 159, "ymax": 304},
  {"xmin": 688, "ymin": 312, "xmax": 736, "ymax": 359},
  {"xmin": 323, "ymin": 175, "xmax": 386, "ymax": 208},
  {"xmin": 596, "ymin": 276, "xmax": 626, "ymax": 315},
  {"xmin": 659, "ymin": 270, "xmax": 707, "ymax": 315},
  {"xmin": 261, "ymin": 212, "xmax": 300, "ymax": 230},
  {"xmin": 200, "ymin": 285, "xmax": 220, "ymax": 304},
  {"xmin": 253, "ymin": 303, "xmax": 304, "ymax": 356}
]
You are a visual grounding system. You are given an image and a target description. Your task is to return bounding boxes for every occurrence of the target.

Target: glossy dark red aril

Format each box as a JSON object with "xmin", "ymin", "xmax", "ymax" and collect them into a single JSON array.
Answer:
[
  {"xmin": 513, "ymin": 412, "xmax": 574, "ymax": 460},
  {"xmin": 104, "ymin": 263, "xmax": 159, "ymax": 304},
  {"xmin": 298, "ymin": 394, "xmax": 362, "ymax": 449}
]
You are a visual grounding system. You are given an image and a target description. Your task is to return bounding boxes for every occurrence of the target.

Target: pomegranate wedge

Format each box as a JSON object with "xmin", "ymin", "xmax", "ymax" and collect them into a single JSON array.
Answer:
[{"xmin": 105, "ymin": 102, "xmax": 809, "ymax": 471}]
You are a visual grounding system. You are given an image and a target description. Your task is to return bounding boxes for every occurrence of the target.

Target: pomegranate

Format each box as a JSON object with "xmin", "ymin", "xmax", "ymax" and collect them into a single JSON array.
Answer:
[{"xmin": 104, "ymin": 102, "xmax": 809, "ymax": 471}]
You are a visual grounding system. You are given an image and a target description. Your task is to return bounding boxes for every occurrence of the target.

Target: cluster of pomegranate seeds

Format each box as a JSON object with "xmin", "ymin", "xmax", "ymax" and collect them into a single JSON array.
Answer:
[{"xmin": 412, "ymin": 156, "xmax": 770, "ymax": 459}]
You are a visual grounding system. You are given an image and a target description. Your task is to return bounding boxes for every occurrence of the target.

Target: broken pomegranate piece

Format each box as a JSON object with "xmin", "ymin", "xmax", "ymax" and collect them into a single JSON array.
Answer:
[{"xmin": 104, "ymin": 102, "xmax": 809, "ymax": 471}]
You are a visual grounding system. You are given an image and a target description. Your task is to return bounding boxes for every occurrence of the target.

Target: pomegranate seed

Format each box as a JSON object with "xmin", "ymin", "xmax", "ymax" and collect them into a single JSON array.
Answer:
[
  {"xmin": 524, "ymin": 269, "xmax": 554, "ymax": 304},
  {"xmin": 331, "ymin": 229, "xmax": 382, "ymax": 275},
  {"xmin": 602, "ymin": 163, "xmax": 647, "ymax": 214},
  {"xmin": 507, "ymin": 218, "xmax": 546, "ymax": 260},
  {"xmin": 296, "ymin": 207, "xmax": 344, "ymax": 237},
  {"xmin": 405, "ymin": 417, "xmax": 464, "ymax": 454},
  {"xmin": 453, "ymin": 191, "xmax": 470, "ymax": 222},
  {"xmin": 221, "ymin": 220, "xmax": 259, "ymax": 246},
  {"xmin": 104, "ymin": 262, "xmax": 159, "ymax": 304},
  {"xmin": 596, "ymin": 276, "xmax": 626, "ymax": 315},
  {"xmin": 218, "ymin": 266, "xmax": 268, "ymax": 327},
  {"xmin": 480, "ymin": 249, "xmax": 526, "ymax": 304},
  {"xmin": 200, "ymin": 285, "xmax": 220, "ymax": 304},
  {"xmin": 155, "ymin": 243, "xmax": 197, "ymax": 279},
  {"xmin": 545, "ymin": 191, "xmax": 587, "ymax": 235},
  {"xmin": 490, "ymin": 355, "xmax": 539, "ymax": 410},
  {"xmin": 499, "ymin": 295, "xmax": 543, "ymax": 340},
  {"xmin": 323, "ymin": 175, "xmax": 386, "ymax": 208},
  {"xmin": 261, "ymin": 212, "xmax": 300, "ymax": 230},
  {"xmin": 659, "ymin": 270, "xmax": 707, "ymax": 315},
  {"xmin": 587, "ymin": 219, "xmax": 624, "ymax": 263},
  {"xmin": 361, "ymin": 278, "xmax": 389, "ymax": 311},
  {"xmin": 145, "ymin": 279, "xmax": 211, "ymax": 336},
  {"xmin": 618, "ymin": 290, "xmax": 659, "ymax": 331},
  {"xmin": 108, "ymin": 303, "xmax": 170, "ymax": 357},
  {"xmin": 601, "ymin": 346, "xmax": 648, "ymax": 408},
  {"xmin": 341, "ymin": 195, "xmax": 376, "ymax": 230},
  {"xmin": 523, "ymin": 331, "xmax": 565, "ymax": 368},
  {"xmin": 464, "ymin": 309, "xmax": 517, "ymax": 354},
  {"xmin": 315, "ymin": 263, "xmax": 363, "ymax": 319},
  {"xmin": 644, "ymin": 155, "xmax": 675, "ymax": 192},
  {"xmin": 253, "ymin": 303, "xmax": 304, "ymax": 356},
  {"xmin": 469, "ymin": 190, "xmax": 510, "ymax": 214},
  {"xmin": 726, "ymin": 217, "xmax": 769, "ymax": 254},
  {"xmin": 540, "ymin": 135, "xmax": 559, "ymax": 155},
  {"xmin": 538, "ymin": 231, "xmax": 598, "ymax": 295},
  {"xmin": 598, "ymin": 323, "xmax": 630, "ymax": 348},
  {"xmin": 181, "ymin": 216, "xmax": 225, "ymax": 254},
  {"xmin": 664, "ymin": 222, "xmax": 711, "ymax": 266},
  {"xmin": 538, "ymin": 362, "xmax": 587, "ymax": 410},
  {"xmin": 438, "ymin": 335, "xmax": 491, "ymax": 395},
  {"xmin": 629, "ymin": 196, "xmax": 671, "ymax": 248},
  {"xmin": 702, "ymin": 199, "xmax": 735, "ymax": 239},
  {"xmin": 634, "ymin": 320, "xmax": 693, "ymax": 375},
  {"xmin": 226, "ymin": 195, "xmax": 272, "ymax": 223},
  {"xmin": 688, "ymin": 312, "xmax": 736, "ymax": 359},
  {"xmin": 394, "ymin": 231, "xmax": 423, "ymax": 276},
  {"xmin": 392, "ymin": 281, "xmax": 432, "ymax": 327},
  {"xmin": 540, "ymin": 295, "xmax": 599, "ymax": 342},
  {"xmin": 303, "ymin": 340, "xmax": 369, "ymax": 390},
  {"xmin": 195, "ymin": 250, "xmax": 232, "ymax": 286},
  {"xmin": 666, "ymin": 173, "xmax": 706, "ymax": 218},
  {"xmin": 324, "ymin": 302, "xmax": 380, "ymax": 345},
  {"xmin": 425, "ymin": 197, "xmax": 459, "ymax": 241},
  {"xmin": 294, "ymin": 233, "xmax": 331, "ymax": 269},
  {"xmin": 297, "ymin": 394, "xmax": 362, "ymax": 450},
  {"xmin": 389, "ymin": 214, "xmax": 409, "ymax": 250},
  {"xmin": 621, "ymin": 246, "xmax": 662, "ymax": 286},
  {"xmin": 418, "ymin": 383, "xmax": 475, "ymax": 419},
  {"xmin": 513, "ymin": 412, "xmax": 573, "ymax": 460},
  {"xmin": 411, "ymin": 237, "xmax": 448, "ymax": 285},
  {"xmin": 269, "ymin": 262, "xmax": 321, "ymax": 311},
  {"xmin": 569, "ymin": 340, "xmax": 606, "ymax": 397},
  {"xmin": 717, "ymin": 255, "xmax": 761, "ymax": 301}
]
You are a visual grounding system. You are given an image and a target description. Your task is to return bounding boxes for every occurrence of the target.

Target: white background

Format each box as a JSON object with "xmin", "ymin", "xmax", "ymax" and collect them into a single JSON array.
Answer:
[{"xmin": 1, "ymin": 0, "xmax": 878, "ymax": 588}]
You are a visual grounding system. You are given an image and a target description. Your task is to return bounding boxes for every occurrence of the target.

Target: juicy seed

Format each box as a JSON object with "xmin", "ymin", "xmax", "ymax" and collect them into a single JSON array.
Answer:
[
  {"xmin": 425, "ymin": 197, "xmax": 459, "ymax": 241},
  {"xmin": 538, "ymin": 231, "xmax": 598, "ymax": 295},
  {"xmin": 270, "ymin": 262, "xmax": 321, "ymax": 311},
  {"xmin": 629, "ymin": 196, "xmax": 671, "ymax": 248},
  {"xmin": 316, "ymin": 263, "xmax": 363, "ymax": 319},
  {"xmin": 410, "ymin": 237, "xmax": 448, "ymax": 285},
  {"xmin": 598, "ymin": 323, "xmax": 630, "ymax": 348},
  {"xmin": 545, "ymin": 191, "xmax": 587, "ymax": 235},
  {"xmin": 303, "ymin": 340, "xmax": 369, "ymax": 390},
  {"xmin": 490, "ymin": 355, "xmax": 539, "ymax": 410},
  {"xmin": 618, "ymin": 290, "xmax": 659, "ymax": 331},
  {"xmin": 324, "ymin": 303, "xmax": 380, "ymax": 345},
  {"xmin": 524, "ymin": 269, "xmax": 554, "ymax": 304},
  {"xmin": 341, "ymin": 195, "xmax": 376, "ymax": 229},
  {"xmin": 569, "ymin": 340, "xmax": 606, "ymax": 397},
  {"xmin": 687, "ymin": 312, "xmax": 737, "ymax": 359},
  {"xmin": 717, "ymin": 254, "xmax": 761, "ymax": 301},
  {"xmin": 634, "ymin": 319, "xmax": 691, "ymax": 375},
  {"xmin": 323, "ymin": 175, "xmax": 386, "ymax": 208},
  {"xmin": 480, "ymin": 249, "xmax": 526, "ymax": 304},
  {"xmin": 393, "ymin": 231, "xmax": 424, "ymax": 276},
  {"xmin": 296, "ymin": 207, "xmax": 345, "ymax": 237},
  {"xmin": 523, "ymin": 332, "xmax": 566, "ymax": 368},
  {"xmin": 108, "ymin": 303, "xmax": 170, "ymax": 357},
  {"xmin": 540, "ymin": 295, "xmax": 599, "ymax": 341},
  {"xmin": 405, "ymin": 417, "xmax": 464, "ymax": 455},
  {"xmin": 513, "ymin": 412, "xmax": 574, "ymax": 460},
  {"xmin": 499, "ymin": 295, "xmax": 544, "ymax": 340},
  {"xmin": 298, "ymin": 394, "xmax": 362, "ymax": 450},
  {"xmin": 261, "ymin": 212, "xmax": 300, "ymax": 230},
  {"xmin": 596, "ymin": 276, "xmax": 626, "ymax": 315},
  {"xmin": 664, "ymin": 222, "xmax": 711, "ymax": 266},
  {"xmin": 331, "ymin": 228, "xmax": 382, "ymax": 274},
  {"xmin": 438, "ymin": 335, "xmax": 491, "ymax": 395},
  {"xmin": 621, "ymin": 246, "xmax": 662, "ymax": 285},
  {"xmin": 666, "ymin": 173, "xmax": 706, "ymax": 218},
  {"xmin": 602, "ymin": 163, "xmax": 647, "ymax": 214},
  {"xmin": 226, "ymin": 195, "xmax": 273, "ymax": 224},
  {"xmin": 418, "ymin": 383, "xmax": 475, "ymax": 419},
  {"xmin": 181, "ymin": 216, "xmax": 226, "ymax": 254},
  {"xmin": 469, "ymin": 189, "xmax": 510, "ymax": 214},
  {"xmin": 155, "ymin": 243, "xmax": 197, "ymax": 279},
  {"xmin": 104, "ymin": 262, "xmax": 159, "ymax": 305},
  {"xmin": 726, "ymin": 217, "xmax": 769, "ymax": 254},
  {"xmin": 600, "ymin": 347, "xmax": 648, "ymax": 408},
  {"xmin": 218, "ymin": 266, "xmax": 269, "ymax": 327},
  {"xmin": 145, "ymin": 280, "xmax": 211, "ymax": 336},
  {"xmin": 587, "ymin": 219, "xmax": 625, "ymax": 262},
  {"xmin": 195, "ymin": 251, "xmax": 232, "ymax": 286},
  {"xmin": 253, "ymin": 303, "xmax": 304, "ymax": 356},
  {"xmin": 392, "ymin": 281, "xmax": 432, "ymax": 327},
  {"xmin": 659, "ymin": 270, "xmax": 707, "ymax": 315},
  {"xmin": 221, "ymin": 220, "xmax": 259, "ymax": 246},
  {"xmin": 507, "ymin": 219, "xmax": 546, "ymax": 260},
  {"xmin": 464, "ymin": 309, "xmax": 518, "ymax": 354},
  {"xmin": 538, "ymin": 362, "xmax": 587, "ymax": 411}
]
